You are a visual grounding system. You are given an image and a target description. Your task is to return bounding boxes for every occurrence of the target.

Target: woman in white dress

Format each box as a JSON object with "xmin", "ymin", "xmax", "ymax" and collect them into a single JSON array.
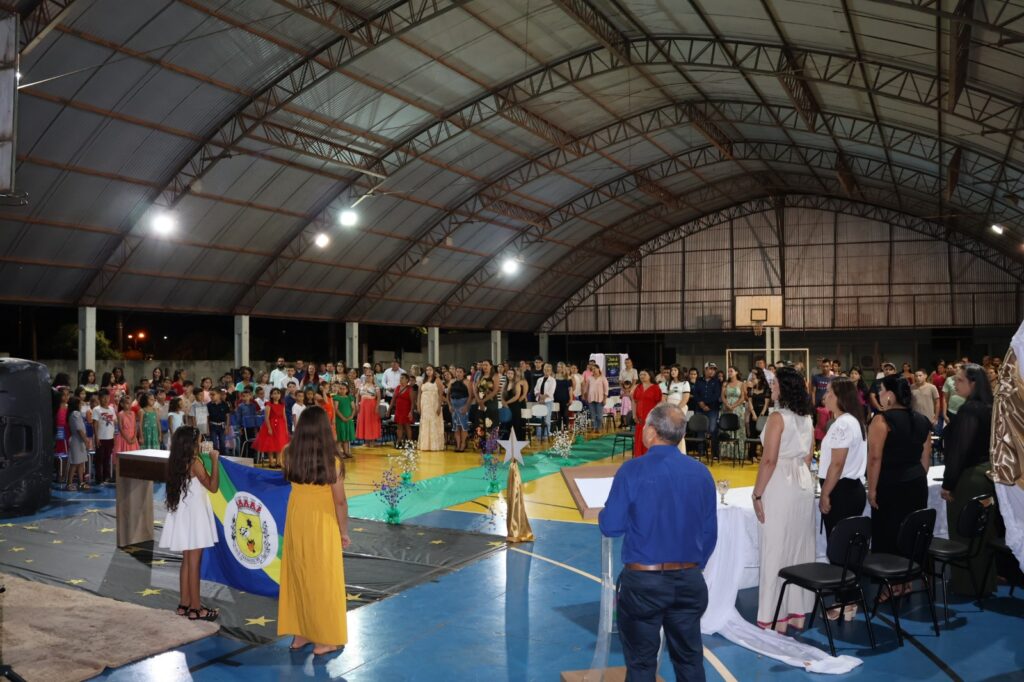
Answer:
[
  {"xmin": 751, "ymin": 366, "xmax": 816, "ymax": 633},
  {"xmin": 417, "ymin": 365, "xmax": 446, "ymax": 451},
  {"xmin": 161, "ymin": 426, "xmax": 220, "ymax": 621}
]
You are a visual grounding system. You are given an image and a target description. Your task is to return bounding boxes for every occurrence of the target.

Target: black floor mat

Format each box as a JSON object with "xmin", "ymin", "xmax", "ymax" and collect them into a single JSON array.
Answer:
[{"xmin": 0, "ymin": 508, "xmax": 503, "ymax": 642}]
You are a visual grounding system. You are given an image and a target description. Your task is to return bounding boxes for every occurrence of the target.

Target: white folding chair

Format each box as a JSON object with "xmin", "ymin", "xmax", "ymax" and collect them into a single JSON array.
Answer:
[{"xmin": 528, "ymin": 403, "xmax": 550, "ymax": 444}]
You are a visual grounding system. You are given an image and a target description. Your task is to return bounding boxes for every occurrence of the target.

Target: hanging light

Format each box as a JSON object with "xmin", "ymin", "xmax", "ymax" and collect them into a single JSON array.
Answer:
[
  {"xmin": 339, "ymin": 209, "xmax": 358, "ymax": 227},
  {"xmin": 314, "ymin": 232, "xmax": 330, "ymax": 248},
  {"xmin": 991, "ymin": 223, "xmax": 1005, "ymax": 235},
  {"xmin": 501, "ymin": 257, "xmax": 520, "ymax": 275},
  {"xmin": 151, "ymin": 211, "xmax": 176, "ymax": 235}
]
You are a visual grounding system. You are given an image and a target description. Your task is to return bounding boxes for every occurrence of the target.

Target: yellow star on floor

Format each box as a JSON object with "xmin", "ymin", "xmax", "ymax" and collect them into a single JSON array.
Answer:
[
  {"xmin": 0, "ymin": 523, "xmax": 14, "ymax": 528},
  {"xmin": 244, "ymin": 616, "xmax": 275, "ymax": 627},
  {"xmin": 24, "ymin": 559, "xmax": 33, "ymax": 564},
  {"xmin": 51, "ymin": 539, "xmax": 63, "ymax": 545},
  {"xmin": 351, "ymin": 527, "xmax": 366, "ymax": 532},
  {"xmin": 136, "ymin": 588, "xmax": 161, "ymax": 597},
  {"xmin": 66, "ymin": 579, "xmax": 86, "ymax": 585},
  {"xmin": 22, "ymin": 525, "xmax": 39, "ymax": 530},
  {"xmin": 0, "ymin": 539, "xmax": 7, "ymax": 543},
  {"xmin": 151, "ymin": 559, "xmax": 167, "ymax": 566},
  {"xmin": 345, "ymin": 593, "xmax": 363, "ymax": 601},
  {"xmin": 9, "ymin": 547, "xmax": 24, "ymax": 553},
  {"xmin": 86, "ymin": 553, "xmax": 101, "ymax": 559},
  {"xmin": 83, "ymin": 508, "xmax": 101, "ymax": 513},
  {"xmin": 416, "ymin": 532, "xmax": 425, "ymax": 536},
  {"xmin": 429, "ymin": 540, "xmax": 445, "ymax": 545},
  {"xmin": 99, "ymin": 528, "xmax": 115, "ymax": 533},
  {"xmin": 122, "ymin": 546, "xmax": 142, "ymax": 554},
  {"xmin": 487, "ymin": 541, "xmax": 506, "ymax": 548}
]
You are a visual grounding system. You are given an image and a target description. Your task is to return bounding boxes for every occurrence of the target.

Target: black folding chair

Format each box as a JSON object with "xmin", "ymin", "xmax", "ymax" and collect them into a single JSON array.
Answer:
[
  {"xmin": 716, "ymin": 412, "xmax": 744, "ymax": 466},
  {"xmin": 928, "ymin": 494, "xmax": 994, "ymax": 622},
  {"xmin": 862, "ymin": 508, "xmax": 941, "ymax": 646},
  {"xmin": 771, "ymin": 516, "xmax": 876, "ymax": 657},
  {"xmin": 683, "ymin": 413, "xmax": 709, "ymax": 461}
]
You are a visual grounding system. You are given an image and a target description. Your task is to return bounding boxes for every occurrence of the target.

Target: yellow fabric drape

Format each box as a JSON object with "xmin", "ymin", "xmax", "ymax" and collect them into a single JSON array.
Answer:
[
  {"xmin": 505, "ymin": 460, "xmax": 534, "ymax": 543},
  {"xmin": 990, "ymin": 348, "xmax": 1024, "ymax": 488}
]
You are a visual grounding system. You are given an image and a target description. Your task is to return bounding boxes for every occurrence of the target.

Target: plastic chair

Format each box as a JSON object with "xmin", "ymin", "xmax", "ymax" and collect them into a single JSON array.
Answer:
[
  {"xmin": 862, "ymin": 508, "xmax": 941, "ymax": 646},
  {"xmin": 717, "ymin": 412, "xmax": 744, "ymax": 466},
  {"xmin": 602, "ymin": 397, "xmax": 619, "ymax": 432},
  {"xmin": 772, "ymin": 516, "xmax": 876, "ymax": 656},
  {"xmin": 683, "ymin": 413, "xmax": 710, "ymax": 461},
  {"xmin": 929, "ymin": 494, "xmax": 994, "ymax": 622},
  {"xmin": 527, "ymin": 404, "xmax": 549, "ymax": 445},
  {"xmin": 54, "ymin": 426, "xmax": 68, "ymax": 482}
]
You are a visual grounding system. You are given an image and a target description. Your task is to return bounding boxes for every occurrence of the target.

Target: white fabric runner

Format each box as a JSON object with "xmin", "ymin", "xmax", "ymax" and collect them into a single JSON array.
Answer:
[
  {"xmin": 995, "ymin": 483, "xmax": 1024, "ymax": 573},
  {"xmin": 700, "ymin": 472, "xmax": 948, "ymax": 674}
]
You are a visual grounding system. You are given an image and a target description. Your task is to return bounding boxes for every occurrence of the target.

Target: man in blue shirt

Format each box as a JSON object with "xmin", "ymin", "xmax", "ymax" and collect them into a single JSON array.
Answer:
[
  {"xmin": 691, "ymin": 362, "xmax": 723, "ymax": 459},
  {"xmin": 599, "ymin": 403, "xmax": 717, "ymax": 681}
]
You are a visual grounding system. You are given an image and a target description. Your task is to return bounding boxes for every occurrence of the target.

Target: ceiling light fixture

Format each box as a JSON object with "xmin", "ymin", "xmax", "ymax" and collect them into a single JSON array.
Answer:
[
  {"xmin": 501, "ymin": 257, "xmax": 520, "ymax": 275},
  {"xmin": 991, "ymin": 223, "xmax": 1005, "ymax": 235},
  {"xmin": 151, "ymin": 211, "xmax": 176, "ymax": 235},
  {"xmin": 314, "ymin": 232, "xmax": 330, "ymax": 248},
  {"xmin": 339, "ymin": 209, "xmax": 358, "ymax": 227}
]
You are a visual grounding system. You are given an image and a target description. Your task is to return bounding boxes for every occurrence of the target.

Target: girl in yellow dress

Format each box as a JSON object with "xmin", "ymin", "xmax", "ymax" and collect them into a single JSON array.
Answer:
[{"xmin": 278, "ymin": 406, "xmax": 350, "ymax": 656}]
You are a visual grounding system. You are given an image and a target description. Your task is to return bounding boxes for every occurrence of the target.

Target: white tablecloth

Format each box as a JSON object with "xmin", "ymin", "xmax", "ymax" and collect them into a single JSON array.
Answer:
[{"xmin": 699, "ymin": 467, "xmax": 947, "ymax": 674}]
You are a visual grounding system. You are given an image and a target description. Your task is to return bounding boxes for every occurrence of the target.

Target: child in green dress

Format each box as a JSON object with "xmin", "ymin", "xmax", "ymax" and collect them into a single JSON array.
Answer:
[
  {"xmin": 138, "ymin": 393, "xmax": 162, "ymax": 449},
  {"xmin": 332, "ymin": 382, "xmax": 356, "ymax": 459}
]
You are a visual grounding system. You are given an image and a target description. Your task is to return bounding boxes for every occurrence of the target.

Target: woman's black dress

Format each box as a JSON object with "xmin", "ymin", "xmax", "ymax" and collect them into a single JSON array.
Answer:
[{"xmin": 872, "ymin": 409, "xmax": 931, "ymax": 553}]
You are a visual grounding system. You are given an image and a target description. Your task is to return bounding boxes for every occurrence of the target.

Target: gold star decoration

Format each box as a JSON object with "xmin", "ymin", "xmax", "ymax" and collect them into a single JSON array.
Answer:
[
  {"xmin": 345, "ymin": 593, "xmax": 363, "ymax": 601},
  {"xmin": 66, "ymin": 579, "xmax": 86, "ymax": 585},
  {"xmin": 22, "ymin": 525, "xmax": 39, "ymax": 530},
  {"xmin": 23, "ymin": 559, "xmax": 33, "ymax": 564},
  {"xmin": 151, "ymin": 559, "xmax": 167, "ymax": 567},
  {"xmin": 86, "ymin": 553, "xmax": 101, "ymax": 559},
  {"xmin": 51, "ymin": 539, "xmax": 63, "ymax": 545},
  {"xmin": 9, "ymin": 547, "xmax": 24, "ymax": 553},
  {"xmin": 136, "ymin": 588, "xmax": 161, "ymax": 597},
  {"xmin": 429, "ymin": 540, "xmax": 445, "ymax": 545},
  {"xmin": 351, "ymin": 527, "xmax": 366, "ymax": 532},
  {"xmin": 244, "ymin": 616, "xmax": 275, "ymax": 627},
  {"xmin": 99, "ymin": 528, "xmax": 115, "ymax": 534},
  {"xmin": 487, "ymin": 541, "xmax": 506, "ymax": 548}
]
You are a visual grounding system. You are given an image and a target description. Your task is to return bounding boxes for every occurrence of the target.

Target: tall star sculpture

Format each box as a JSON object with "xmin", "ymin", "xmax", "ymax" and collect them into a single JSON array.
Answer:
[{"xmin": 499, "ymin": 428, "xmax": 527, "ymax": 465}]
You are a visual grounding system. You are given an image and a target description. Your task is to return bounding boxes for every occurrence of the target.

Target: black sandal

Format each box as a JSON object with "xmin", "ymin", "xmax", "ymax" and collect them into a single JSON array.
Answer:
[
  {"xmin": 188, "ymin": 606, "xmax": 219, "ymax": 621},
  {"xmin": 175, "ymin": 604, "xmax": 188, "ymax": 617}
]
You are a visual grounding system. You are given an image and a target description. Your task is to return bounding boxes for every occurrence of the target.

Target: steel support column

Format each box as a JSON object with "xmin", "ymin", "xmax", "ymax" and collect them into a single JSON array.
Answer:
[
  {"xmin": 234, "ymin": 315, "xmax": 250, "ymax": 369},
  {"xmin": 77, "ymin": 306, "xmax": 95, "ymax": 375}
]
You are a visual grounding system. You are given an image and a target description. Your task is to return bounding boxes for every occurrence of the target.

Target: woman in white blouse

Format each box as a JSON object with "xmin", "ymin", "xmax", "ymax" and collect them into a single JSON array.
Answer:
[
  {"xmin": 660, "ymin": 365, "xmax": 691, "ymax": 412},
  {"xmin": 818, "ymin": 376, "xmax": 868, "ymax": 537}
]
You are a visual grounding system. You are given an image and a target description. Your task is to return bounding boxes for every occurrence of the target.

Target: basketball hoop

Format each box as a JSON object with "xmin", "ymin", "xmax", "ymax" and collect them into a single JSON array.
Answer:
[
  {"xmin": 753, "ymin": 321, "xmax": 764, "ymax": 337},
  {"xmin": 750, "ymin": 308, "xmax": 768, "ymax": 337}
]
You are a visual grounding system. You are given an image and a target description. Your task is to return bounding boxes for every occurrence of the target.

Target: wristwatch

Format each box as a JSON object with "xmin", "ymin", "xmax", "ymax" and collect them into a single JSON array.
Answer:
[{"xmin": 751, "ymin": 492, "xmax": 762, "ymax": 501}]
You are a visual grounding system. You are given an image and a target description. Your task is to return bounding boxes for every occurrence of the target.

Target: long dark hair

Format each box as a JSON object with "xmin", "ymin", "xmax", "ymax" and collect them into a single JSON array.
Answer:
[
  {"xmin": 880, "ymin": 375, "xmax": 913, "ymax": 409},
  {"xmin": 79, "ymin": 369, "xmax": 95, "ymax": 386},
  {"xmin": 775, "ymin": 367, "xmax": 813, "ymax": 416},
  {"xmin": 849, "ymin": 366, "xmax": 868, "ymax": 393},
  {"xmin": 962, "ymin": 363, "xmax": 994, "ymax": 406},
  {"xmin": 283, "ymin": 406, "xmax": 341, "ymax": 485},
  {"xmin": 751, "ymin": 367, "xmax": 768, "ymax": 392},
  {"xmin": 100, "ymin": 372, "xmax": 112, "ymax": 388},
  {"xmin": 829, "ymin": 376, "xmax": 866, "ymax": 438},
  {"xmin": 166, "ymin": 427, "xmax": 200, "ymax": 512}
]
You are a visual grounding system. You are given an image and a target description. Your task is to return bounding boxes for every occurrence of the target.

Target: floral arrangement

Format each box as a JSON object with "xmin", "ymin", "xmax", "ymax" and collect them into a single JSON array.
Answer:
[
  {"xmin": 389, "ymin": 441, "xmax": 419, "ymax": 486},
  {"xmin": 572, "ymin": 409, "xmax": 591, "ymax": 441},
  {"xmin": 552, "ymin": 427, "xmax": 574, "ymax": 459},
  {"xmin": 479, "ymin": 426, "xmax": 502, "ymax": 493},
  {"xmin": 374, "ymin": 468, "xmax": 411, "ymax": 524}
]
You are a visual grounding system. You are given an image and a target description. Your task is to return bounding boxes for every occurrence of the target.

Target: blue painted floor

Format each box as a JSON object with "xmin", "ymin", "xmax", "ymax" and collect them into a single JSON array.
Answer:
[{"xmin": 12, "ymin": 488, "xmax": 1024, "ymax": 680}]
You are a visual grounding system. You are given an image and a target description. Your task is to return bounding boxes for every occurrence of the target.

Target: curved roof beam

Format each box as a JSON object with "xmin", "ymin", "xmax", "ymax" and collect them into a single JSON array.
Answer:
[
  {"xmin": 20, "ymin": 0, "xmax": 80, "ymax": 55},
  {"xmin": 75, "ymin": 0, "xmax": 465, "ymax": 307},
  {"xmin": 537, "ymin": 191, "xmax": 1024, "ymax": 333},
  {"xmin": 863, "ymin": 0, "xmax": 1024, "ymax": 46},
  {"xmin": 462, "ymin": 140, "xmax": 1020, "ymax": 330},
  {"xmin": 273, "ymin": 35, "xmax": 1024, "ymax": 319},
  {"xmin": 496, "ymin": 169, "xmax": 1022, "ymax": 332}
]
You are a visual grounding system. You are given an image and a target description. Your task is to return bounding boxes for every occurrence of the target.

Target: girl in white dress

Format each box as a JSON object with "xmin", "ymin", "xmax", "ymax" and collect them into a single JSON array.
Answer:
[
  {"xmin": 161, "ymin": 426, "xmax": 220, "ymax": 621},
  {"xmin": 751, "ymin": 366, "xmax": 816, "ymax": 633}
]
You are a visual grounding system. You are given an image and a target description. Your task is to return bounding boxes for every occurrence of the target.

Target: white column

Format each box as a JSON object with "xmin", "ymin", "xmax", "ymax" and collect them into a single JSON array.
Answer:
[
  {"xmin": 77, "ymin": 306, "xmax": 96, "ymax": 374},
  {"xmin": 764, "ymin": 325, "xmax": 772, "ymax": 364},
  {"xmin": 427, "ymin": 326, "xmax": 440, "ymax": 367},
  {"xmin": 538, "ymin": 332, "xmax": 549, "ymax": 361},
  {"xmin": 233, "ymin": 315, "xmax": 250, "ymax": 368},
  {"xmin": 490, "ymin": 329, "xmax": 503, "ymax": 363},
  {"xmin": 345, "ymin": 322, "xmax": 359, "ymax": 369}
]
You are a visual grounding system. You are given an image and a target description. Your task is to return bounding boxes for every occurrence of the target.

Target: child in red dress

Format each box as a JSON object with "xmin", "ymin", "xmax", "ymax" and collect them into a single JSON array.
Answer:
[
  {"xmin": 254, "ymin": 387, "xmax": 290, "ymax": 468},
  {"xmin": 390, "ymin": 375, "xmax": 414, "ymax": 446}
]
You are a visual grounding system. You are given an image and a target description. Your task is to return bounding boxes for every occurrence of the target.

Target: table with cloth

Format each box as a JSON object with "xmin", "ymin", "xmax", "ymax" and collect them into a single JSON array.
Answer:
[{"xmin": 698, "ymin": 466, "xmax": 948, "ymax": 673}]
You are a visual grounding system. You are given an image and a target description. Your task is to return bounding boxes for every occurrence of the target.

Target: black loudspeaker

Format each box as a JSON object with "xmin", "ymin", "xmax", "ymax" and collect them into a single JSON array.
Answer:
[{"xmin": 0, "ymin": 359, "xmax": 52, "ymax": 516}]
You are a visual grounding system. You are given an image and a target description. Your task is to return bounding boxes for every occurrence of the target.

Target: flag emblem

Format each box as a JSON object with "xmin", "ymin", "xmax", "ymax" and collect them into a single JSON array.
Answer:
[{"xmin": 226, "ymin": 492, "xmax": 277, "ymax": 570}]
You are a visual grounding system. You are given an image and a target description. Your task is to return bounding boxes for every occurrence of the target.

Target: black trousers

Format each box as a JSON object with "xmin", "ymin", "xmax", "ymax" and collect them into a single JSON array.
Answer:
[
  {"xmin": 821, "ymin": 477, "xmax": 867, "ymax": 538},
  {"xmin": 617, "ymin": 568, "xmax": 708, "ymax": 682}
]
